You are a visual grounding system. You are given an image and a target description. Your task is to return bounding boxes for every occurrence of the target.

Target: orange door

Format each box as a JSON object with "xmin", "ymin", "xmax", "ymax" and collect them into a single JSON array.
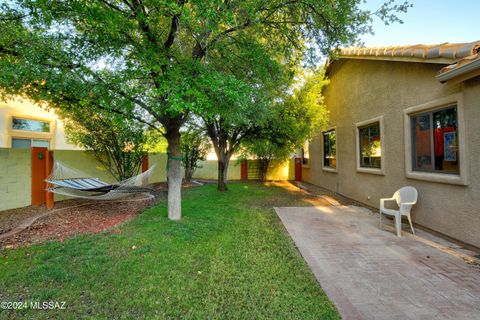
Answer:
[
  {"xmin": 241, "ymin": 160, "xmax": 248, "ymax": 180},
  {"xmin": 294, "ymin": 157, "xmax": 302, "ymax": 181},
  {"xmin": 31, "ymin": 147, "xmax": 48, "ymax": 205}
]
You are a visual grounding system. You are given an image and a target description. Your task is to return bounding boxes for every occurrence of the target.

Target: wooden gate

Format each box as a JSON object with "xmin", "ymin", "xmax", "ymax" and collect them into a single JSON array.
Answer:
[
  {"xmin": 247, "ymin": 160, "xmax": 260, "ymax": 180},
  {"xmin": 294, "ymin": 157, "xmax": 302, "ymax": 181},
  {"xmin": 31, "ymin": 147, "xmax": 54, "ymax": 207}
]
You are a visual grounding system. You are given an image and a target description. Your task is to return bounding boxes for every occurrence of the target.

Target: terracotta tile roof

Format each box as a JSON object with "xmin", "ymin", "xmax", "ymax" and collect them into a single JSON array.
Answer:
[
  {"xmin": 439, "ymin": 53, "xmax": 480, "ymax": 73},
  {"xmin": 337, "ymin": 41, "xmax": 480, "ymax": 64},
  {"xmin": 436, "ymin": 53, "xmax": 480, "ymax": 82}
]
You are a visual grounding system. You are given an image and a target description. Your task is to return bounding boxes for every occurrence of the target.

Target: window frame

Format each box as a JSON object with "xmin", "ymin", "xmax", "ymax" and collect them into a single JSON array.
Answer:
[
  {"xmin": 11, "ymin": 117, "xmax": 50, "ymax": 133},
  {"xmin": 6, "ymin": 113, "xmax": 55, "ymax": 149},
  {"xmin": 11, "ymin": 137, "xmax": 51, "ymax": 149},
  {"xmin": 355, "ymin": 116, "xmax": 385, "ymax": 175},
  {"xmin": 321, "ymin": 127, "xmax": 337, "ymax": 173},
  {"xmin": 404, "ymin": 94, "xmax": 468, "ymax": 186}
]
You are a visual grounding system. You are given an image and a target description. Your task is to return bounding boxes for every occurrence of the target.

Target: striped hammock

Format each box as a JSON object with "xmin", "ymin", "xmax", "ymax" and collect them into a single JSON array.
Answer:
[{"xmin": 45, "ymin": 161, "xmax": 155, "ymax": 200}]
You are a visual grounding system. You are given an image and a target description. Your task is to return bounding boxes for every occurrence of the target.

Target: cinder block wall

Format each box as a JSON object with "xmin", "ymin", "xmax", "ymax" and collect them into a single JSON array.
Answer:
[
  {"xmin": 0, "ymin": 150, "xmax": 293, "ymax": 211},
  {"xmin": 194, "ymin": 160, "xmax": 241, "ymax": 180},
  {"xmin": 0, "ymin": 148, "xmax": 31, "ymax": 211},
  {"xmin": 148, "ymin": 153, "xmax": 168, "ymax": 182},
  {"xmin": 267, "ymin": 159, "xmax": 291, "ymax": 181}
]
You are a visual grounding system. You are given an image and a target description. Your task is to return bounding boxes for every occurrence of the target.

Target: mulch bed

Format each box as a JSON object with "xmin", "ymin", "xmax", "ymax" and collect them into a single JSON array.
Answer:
[{"xmin": 0, "ymin": 182, "xmax": 174, "ymax": 250}]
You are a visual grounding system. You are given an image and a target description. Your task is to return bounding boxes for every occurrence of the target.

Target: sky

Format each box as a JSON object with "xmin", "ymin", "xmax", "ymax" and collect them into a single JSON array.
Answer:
[{"xmin": 359, "ymin": 0, "xmax": 479, "ymax": 47}]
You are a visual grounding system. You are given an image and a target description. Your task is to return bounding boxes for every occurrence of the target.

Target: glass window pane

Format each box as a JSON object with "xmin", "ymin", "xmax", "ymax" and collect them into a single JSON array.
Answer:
[
  {"xmin": 32, "ymin": 140, "xmax": 50, "ymax": 148},
  {"xmin": 433, "ymin": 107, "xmax": 458, "ymax": 173},
  {"xmin": 412, "ymin": 114, "xmax": 432, "ymax": 171},
  {"xmin": 12, "ymin": 117, "xmax": 50, "ymax": 132},
  {"xmin": 11, "ymin": 138, "xmax": 32, "ymax": 148},
  {"xmin": 359, "ymin": 123, "xmax": 381, "ymax": 169},
  {"xmin": 369, "ymin": 124, "xmax": 381, "ymax": 168},
  {"xmin": 323, "ymin": 131, "xmax": 336, "ymax": 168},
  {"xmin": 359, "ymin": 127, "xmax": 370, "ymax": 167}
]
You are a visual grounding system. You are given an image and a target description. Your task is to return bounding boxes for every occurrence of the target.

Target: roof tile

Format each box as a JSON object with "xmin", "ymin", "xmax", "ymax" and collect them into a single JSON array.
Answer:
[{"xmin": 338, "ymin": 41, "xmax": 480, "ymax": 63}]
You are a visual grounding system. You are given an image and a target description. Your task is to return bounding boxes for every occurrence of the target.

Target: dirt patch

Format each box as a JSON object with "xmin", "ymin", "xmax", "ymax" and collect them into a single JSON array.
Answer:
[
  {"xmin": 0, "ymin": 181, "xmax": 214, "ymax": 249},
  {"xmin": 0, "ymin": 183, "xmax": 171, "ymax": 249},
  {"xmin": 1, "ymin": 198, "xmax": 150, "ymax": 249}
]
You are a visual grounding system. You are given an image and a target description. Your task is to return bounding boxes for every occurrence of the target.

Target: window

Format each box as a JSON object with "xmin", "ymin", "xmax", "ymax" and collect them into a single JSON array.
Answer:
[
  {"xmin": 411, "ymin": 106, "xmax": 458, "ymax": 174},
  {"xmin": 355, "ymin": 116, "xmax": 384, "ymax": 175},
  {"xmin": 322, "ymin": 129, "xmax": 336, "ymax": 170},
  {"xmin": 359, "ymin": 122, "xmax": 381, "ymax": 169},
  {"xmin": 404, "ymin": 94, "xmax": 467, "ymax": 186},
  {"xmin": 301, "ymin": 143, "xmax": 309, "ymax": 166},
  {"xmin": 12, "ymin": 117, "xmax": 50, "ymax": 133},
  {"xmin": 11, "ymin": 138, "xmax": 50, "ymax": 149}
]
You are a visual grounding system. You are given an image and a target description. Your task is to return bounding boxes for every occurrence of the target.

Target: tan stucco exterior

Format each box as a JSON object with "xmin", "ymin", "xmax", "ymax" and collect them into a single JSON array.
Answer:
[
  {"xmin": 0, "ymin": 98, "xmax": 80, "ymax": 150},
  {"xmin": 303, "ymin": 59, "xmax": 480, "ymax": 248}
]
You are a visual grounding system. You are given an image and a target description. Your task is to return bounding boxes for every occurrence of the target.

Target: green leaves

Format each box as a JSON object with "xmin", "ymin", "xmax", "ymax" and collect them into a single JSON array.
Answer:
[
  {"xmin": 0, "ymin": 0, "xmax": 410, "ymax": 128},
  {"xmin": 181, "ymin": 124, "xmax": 210, "ymax": 182},
  {"xmin": 0, "ymin": 0, "xmax": 409, "ymax": 193},
  {"xmin": 62, "ymin": 108, "xmax": 147, "ymax": 181}
]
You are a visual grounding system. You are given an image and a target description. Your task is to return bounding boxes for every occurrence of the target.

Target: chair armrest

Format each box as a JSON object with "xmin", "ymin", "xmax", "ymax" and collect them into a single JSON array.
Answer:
[
  {"xmin": 380, "ymin": 197, "xmax": 396, "ymax": 210},
  {"xmin": 380, "ymin": 197, "xmax": 396, "ymax": 201}
]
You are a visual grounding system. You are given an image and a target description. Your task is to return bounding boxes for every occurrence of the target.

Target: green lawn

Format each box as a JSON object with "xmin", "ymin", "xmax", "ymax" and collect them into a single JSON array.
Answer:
[{"xmin": 0, "ymin": 182, "xmax": 339, "ymax": 319}]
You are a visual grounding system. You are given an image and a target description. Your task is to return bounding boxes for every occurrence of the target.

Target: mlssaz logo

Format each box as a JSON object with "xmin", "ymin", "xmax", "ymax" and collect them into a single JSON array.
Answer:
[{"xmin": 30, "ymin": 301, "xmax": 67, "ymax": 310}]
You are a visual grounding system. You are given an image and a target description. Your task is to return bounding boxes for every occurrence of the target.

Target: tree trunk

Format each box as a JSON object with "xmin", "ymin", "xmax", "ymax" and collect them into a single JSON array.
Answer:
[
  {"xmin": 184, "ymin": 165, "xmax": 193, "ymax": 183},
  {"xmin": 258, "ymin": 158, "xmax": 270, "ymax": 182},
  {"xmin": 165, "ymin": 126, "xmax": 182, "ymax": 220},
  {"xmin": 217, "ymin": 154, "xmax": 229, "ymax": 191}
]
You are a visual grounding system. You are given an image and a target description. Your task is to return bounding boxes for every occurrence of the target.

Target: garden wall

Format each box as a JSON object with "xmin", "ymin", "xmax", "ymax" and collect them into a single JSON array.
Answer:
[
  {"xmin": 0, "ymin": 149, "xmax": 293, "ymax": 211},
  {"xmin": 147, "ymin": 153, "xmax": 168, "ymax": 182},
  {"xmin": 0, "ymin": 148, "xmax": 32, "ymax": 211},
  {"xmin": 194, "ymin": 159, "xmax": 241, "ymax": 180},
  {"xmin": 267, "ymin": 159, "xmax": 292, "ymax": 181}
]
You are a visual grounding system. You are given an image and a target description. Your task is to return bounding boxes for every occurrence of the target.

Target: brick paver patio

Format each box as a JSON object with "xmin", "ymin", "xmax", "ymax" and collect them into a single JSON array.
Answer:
[{"xmin": 275, "ymin": 205, "xmax": 480, "ymax": 320}]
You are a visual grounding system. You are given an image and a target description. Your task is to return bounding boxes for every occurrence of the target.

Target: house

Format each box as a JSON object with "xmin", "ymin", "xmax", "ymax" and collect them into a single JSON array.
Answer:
[
  {"xmin": 0, "ymin": 97, "xmax": 79, "ymax": 150},
  {"xmin": 303, "ymin": 41, "xmax": 480, "ymax": 248}
]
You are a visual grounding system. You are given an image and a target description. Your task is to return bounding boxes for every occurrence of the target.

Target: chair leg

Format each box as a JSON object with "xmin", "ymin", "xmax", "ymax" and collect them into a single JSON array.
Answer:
[
  {"xmin": 395, "ymin": 213, "xmax": 402, "ymax": 237},
  {"xmin": 379, "ymin": 211, "xmax": 382, "ymax": 228},
  {"xmin": 407, "ymin": 213, "xmax": 415, "ymax": 234}
]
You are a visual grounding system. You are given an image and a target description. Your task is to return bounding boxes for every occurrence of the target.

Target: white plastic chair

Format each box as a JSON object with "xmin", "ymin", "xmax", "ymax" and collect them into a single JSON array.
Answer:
[{"xmin": 379, "ymin": 186, "xmax": 418, "ymax": 237}]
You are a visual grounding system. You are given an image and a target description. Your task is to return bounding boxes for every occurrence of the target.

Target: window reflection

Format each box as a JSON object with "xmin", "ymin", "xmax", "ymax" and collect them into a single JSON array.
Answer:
[
  {"xmin": 359, "ymin": 122, "xmax": 381, "ymax": 168},
  {"xmin": 411, "ymin": 106, "xmax": 458, "ymax": 174},
  {"xmin": 12, "ymin": 117, "xmax": 50, "ymax": 133},
  {"xmin": 323, "ymin": 130, "xmax": 336, "ymax": 168}
]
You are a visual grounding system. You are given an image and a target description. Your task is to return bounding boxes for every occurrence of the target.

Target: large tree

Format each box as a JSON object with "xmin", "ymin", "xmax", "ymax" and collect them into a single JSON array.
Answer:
[
  {"xmin": 243, "ymin": 70, "xmax": 330, "ymax": 181},
  {"xmin": 200, "ymin": 71, "xmax": 273, "ymax": 191},
  {"xmin": 0, "ymin": 0, "xmax": 409, "ymax": 219}
]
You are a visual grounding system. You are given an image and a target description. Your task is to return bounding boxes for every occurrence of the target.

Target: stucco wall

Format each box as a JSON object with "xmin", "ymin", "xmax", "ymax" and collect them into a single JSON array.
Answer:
[
  {"xmin": 0, "ymin": 148, "xmax": 31, "ymax": 211},
  {"xmin": 303, "ymin": 59, "xmax": 480, "ymax": 247}
]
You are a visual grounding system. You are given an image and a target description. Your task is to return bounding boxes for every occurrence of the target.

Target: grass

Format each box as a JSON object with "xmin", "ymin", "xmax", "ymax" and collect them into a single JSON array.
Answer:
[{"xmin": 0, "ymin": 182, "xmax": 339, "ymax": 319}]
